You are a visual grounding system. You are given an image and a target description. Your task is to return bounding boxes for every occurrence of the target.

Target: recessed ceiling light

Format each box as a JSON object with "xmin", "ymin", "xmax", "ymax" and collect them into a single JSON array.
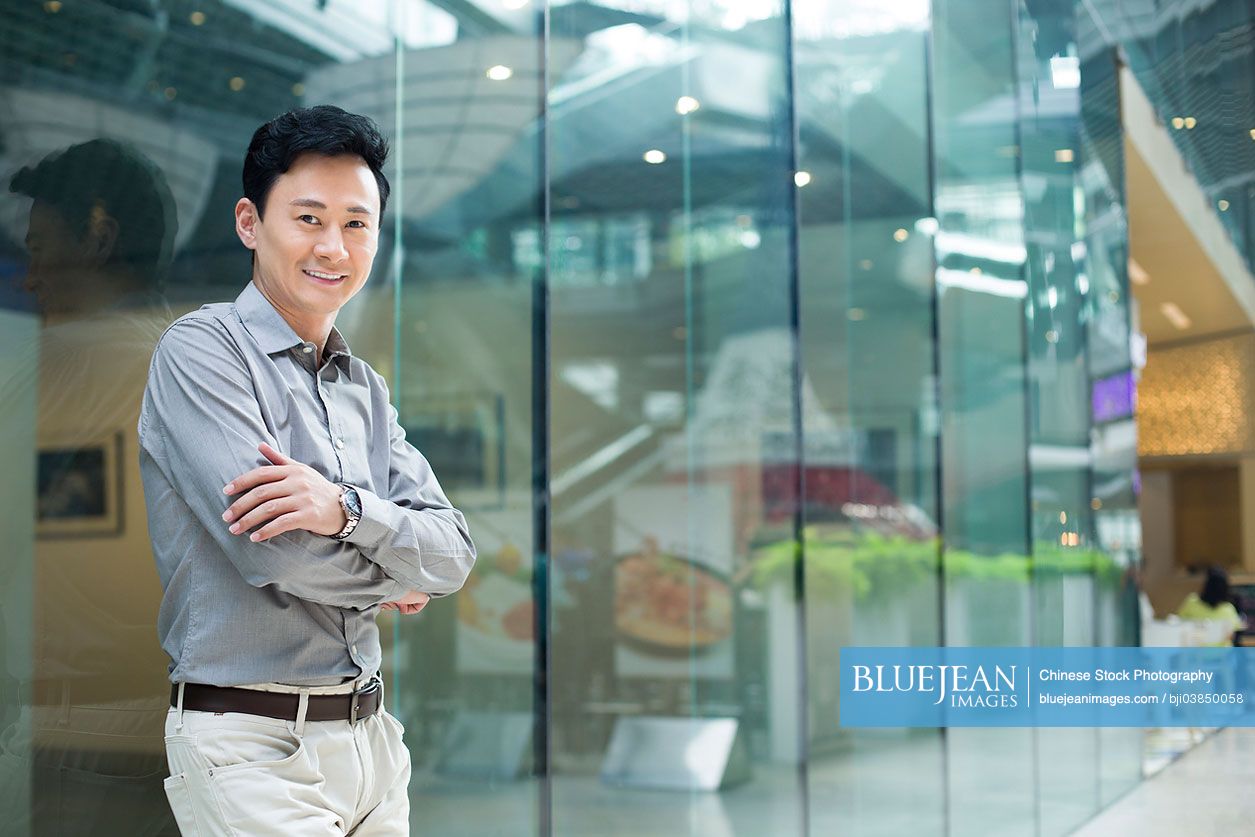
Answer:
[
  {"xmin": 190, "ymin": 11, "xmax": 206, "ymax": 25},
  {"xmin": 229, "ymin": 76, "xmax": 245, "ymax": 92},
  {"xmin": 1171, "ymin": 117, "xmax": 1185, "ymax": 129},
  {"xmin": 643, "ymin": 149, "xmax": 666, "ymax": 164},
  {"xmin": 1184, "ymin": 116, "xmax": 1197, "ymax": 129},
  {"xmin": 1218, "ymin": 199, "xmax": 1230, "ymax": 211},
  {"xmin": 893, "ymin": 228, "xmax": 909, "ymax": 242},
  {"xmin": 675, "ymin": 96, "xmax": 700, "ymax": 115},
  {"xmin": 486, "ymin": 65, "xmax": 513, "ymax": 81},
  {"xmin": 1055, "ymin": 148, "xmax": 1074, "ymax": 163},
  {"xmin": 1128, "ymin": 258, "xmax": 1150, "ymax": 285},
  {"xmin": 794, "ymin": 171, "xmax": 812, "ymax": 187},
  {"xmin": 1160, "ymin": 302, "xmax": 1191, "ymax": 330}
]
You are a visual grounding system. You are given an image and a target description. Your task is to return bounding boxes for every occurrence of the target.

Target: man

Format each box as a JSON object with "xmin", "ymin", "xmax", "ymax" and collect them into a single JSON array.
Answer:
[{"xmin": 138, "ymin": 106, "xmax": 476, "ymax": 835}]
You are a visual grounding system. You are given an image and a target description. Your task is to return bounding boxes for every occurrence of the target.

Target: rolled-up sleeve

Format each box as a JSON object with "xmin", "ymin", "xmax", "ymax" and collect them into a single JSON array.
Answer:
[
  {"xmin": 342, "ymin": 384, "xmax": 477, "ymax": 598},
  {"xmin": 140, "ymin": 318, "xmax": 407, "ymax": 610}
]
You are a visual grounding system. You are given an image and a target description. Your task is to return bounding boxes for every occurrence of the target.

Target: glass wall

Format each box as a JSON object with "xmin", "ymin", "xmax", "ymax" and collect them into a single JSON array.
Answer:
[{"xmin": 0, "ymin": 0, "xmax": 1147, "ymax": 835}]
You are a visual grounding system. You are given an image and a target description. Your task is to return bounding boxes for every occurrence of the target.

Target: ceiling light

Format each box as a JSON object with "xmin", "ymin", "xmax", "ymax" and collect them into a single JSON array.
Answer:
[
  {"xmin": 1184, "ymin": 116, "xmax": 1196, "ymax": 129},
  {"xmin": 893, "ymin": 228, "xmax": 909, "ymax": 242},
  {"xmin": 1171, "ymin": 117, "xmax": 1185, "ymax": 129},
  {"xmin": 1049, "ymin": 55, "xmax": 1080, "ymax": 89},
  {"xmin": 486, "ymin": 65, "xmax": 513, "ymax": 81},
  {"xmin": 643, "ymin": 149, "xmax": 666, "ymax": 164},
  {"xmin": 794, "ymin": 171, "xmax": 812, "ymax": 187},
  {"xmin": 1055, "ymin": 148, "xmax": 1074, "ymax": 163},
  {"xmin": 229, "ymin": 76, "xmax": 245, "ymax": 91},
  {"xmin": 1160, "ymin": 302, "xmax": 1191, "ymax": 330},
  {"xmin": 1128, "ymin": 258, "xmax": 1150, "ymax": 286},
  {"xmin": 1250, "ymin": 128, "xmax": 1255, "ymax": 140},
  {"xmin": 190, "ymin": 11, "xmax": 206, "ymax": 25},
  {"xmin": 914, "ymin": 217, "xmax": 939, "ymax": 236},
  {"xmin": 1218, "ymin": 199, "xmax": 1230, "ymax": 212},
  {"xmin": 675, "ymin": 96, "xmax": 700, "ymax": 115}
]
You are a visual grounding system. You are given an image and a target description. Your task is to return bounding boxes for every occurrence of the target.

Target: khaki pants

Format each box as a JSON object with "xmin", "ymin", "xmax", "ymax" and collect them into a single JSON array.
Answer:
[{"xmin": 162, "ymin": 683, "xmax": 411, "ymax": 836}]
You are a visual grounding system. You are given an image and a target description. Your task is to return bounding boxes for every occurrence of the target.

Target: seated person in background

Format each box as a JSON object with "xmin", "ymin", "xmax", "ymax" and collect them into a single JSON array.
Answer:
[{"xmin": 1176, "ymin": 566, "xmax": 1246, "ymax": 645}]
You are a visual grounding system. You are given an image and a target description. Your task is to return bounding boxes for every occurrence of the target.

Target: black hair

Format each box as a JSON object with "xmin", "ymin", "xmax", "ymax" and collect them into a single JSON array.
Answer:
[
  {"xmin": 1200, "ymin": 566, "xmax": 1232, "ymax": 608},
  {"xmin": 9, "ymin": 138, "xmax": 177, "ymax": 282},
  {"xmin": 243, "ymin": 105, "xmax": 390, "ymax": 218}
]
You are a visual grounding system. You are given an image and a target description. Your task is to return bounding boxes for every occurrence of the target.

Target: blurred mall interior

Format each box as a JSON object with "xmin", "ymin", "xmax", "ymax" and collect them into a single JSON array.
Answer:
[{"xmin": 1, "ymin": 0, "xmax": 1254, "ymax": 834}]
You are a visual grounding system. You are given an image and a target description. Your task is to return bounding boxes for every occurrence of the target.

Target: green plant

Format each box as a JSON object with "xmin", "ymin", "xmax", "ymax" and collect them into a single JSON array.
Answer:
[{"xmin": 751, "ymin": 528, "xmax": 1120, "ymax": 602}]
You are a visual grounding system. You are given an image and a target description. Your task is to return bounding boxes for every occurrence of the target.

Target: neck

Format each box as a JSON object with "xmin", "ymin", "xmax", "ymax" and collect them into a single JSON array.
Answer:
[{"xmin": 251, "ymin": 277, "xmax": 335, "ymax": 353}]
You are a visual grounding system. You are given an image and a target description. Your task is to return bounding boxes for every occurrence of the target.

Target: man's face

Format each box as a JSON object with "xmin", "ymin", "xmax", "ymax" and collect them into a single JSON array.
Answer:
[
  {"xmin": 239, "ymin": 153, "xmax": 381, "ymax": 321},
  {"xmin": 23, "ymin": 201, "xmax": 93, "ymax": 314}
]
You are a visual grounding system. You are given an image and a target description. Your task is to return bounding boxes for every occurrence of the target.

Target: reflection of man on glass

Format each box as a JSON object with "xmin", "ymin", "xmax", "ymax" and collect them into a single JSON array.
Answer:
[
  {"xmin": 14, "ymin": 138, "xmax": 174, "ymax": 320},
  {"xmin": 139, "ymin": 105, "xmax": 475, "ymax": 834},
  {"xmin": 1, "ymin": 138, "xmax": 178, "ymax": 835}
]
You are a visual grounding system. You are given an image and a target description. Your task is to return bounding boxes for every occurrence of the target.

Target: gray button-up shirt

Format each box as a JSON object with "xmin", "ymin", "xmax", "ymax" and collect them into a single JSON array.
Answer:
[{"xmin": 138, "ymin": 281, "xmax": 476, "ymax": 687}]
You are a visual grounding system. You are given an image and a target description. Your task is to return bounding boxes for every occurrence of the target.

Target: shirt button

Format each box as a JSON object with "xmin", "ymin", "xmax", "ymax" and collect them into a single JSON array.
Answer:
[
  {"xmin": 336, "ymin": 439, "xmax": 345, "ymax": 450},
  {"xmin": 302, "ymin": 344, "xmax": 313, "ymax": 354}
]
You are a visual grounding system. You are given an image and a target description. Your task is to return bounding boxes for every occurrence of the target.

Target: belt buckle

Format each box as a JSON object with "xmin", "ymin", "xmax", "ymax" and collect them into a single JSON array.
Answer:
[{"xmin": 350, "ymin": 676, "xmax": 381, "ymax": 725}]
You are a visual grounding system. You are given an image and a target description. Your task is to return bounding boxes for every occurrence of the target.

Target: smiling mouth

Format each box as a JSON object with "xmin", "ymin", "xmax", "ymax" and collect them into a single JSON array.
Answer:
[{"xmin": 302, "ymin": 268, "xmax": 348, "ymax": 284}]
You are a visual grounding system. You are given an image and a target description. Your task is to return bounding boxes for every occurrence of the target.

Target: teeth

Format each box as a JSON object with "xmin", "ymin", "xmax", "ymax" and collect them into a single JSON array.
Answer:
[{"xmin": 305, "ymin": 270, "xmax": 345, "ymax": 281}]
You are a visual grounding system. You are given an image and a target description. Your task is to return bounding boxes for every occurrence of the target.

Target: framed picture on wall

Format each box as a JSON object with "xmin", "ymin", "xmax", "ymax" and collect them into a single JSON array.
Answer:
[
  {"xmin": 401, "ymin": 392, "xmax": 505, "ymax": 510},
  {"xmin": 36, "ymin": 431, "xmax": 124, "ymax": 539}
]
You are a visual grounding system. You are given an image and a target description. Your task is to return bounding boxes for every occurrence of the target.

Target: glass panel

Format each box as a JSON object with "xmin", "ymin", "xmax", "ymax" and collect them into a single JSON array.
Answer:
[
  {"xmin": 1014, "ymin": 1, "xmax": 1100, "ymax": 833},
  {"xmin": 0, "ymin": 2, "xmax": 470, "ymax": 832},
  {"xmin": 360, "ymin": 2, "xmax": 543, "ymax": 834},
  {"xmin": 792, "ymin": 1, "xmax": 945, "ymax": 834},
  {"xmin": 931, "ymin": 0, "xmax": 1036, "ymax": 833},
  {"xmin": 1076, "ymin": 3, "xmax": 1144, "ymax": 806},
  {"xmin": 546, "ymin": 0, "xmax": 805, "ymax": 832}
]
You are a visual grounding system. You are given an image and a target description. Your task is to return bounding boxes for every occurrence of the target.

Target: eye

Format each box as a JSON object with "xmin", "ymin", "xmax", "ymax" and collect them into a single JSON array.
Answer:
[
  {"xmin": 298, "ymin": 214, "xmax": 320, "ymax": 225},
  {"xmin": 346, "ymin": 220, "xmax": 368, "ymax": 229}
]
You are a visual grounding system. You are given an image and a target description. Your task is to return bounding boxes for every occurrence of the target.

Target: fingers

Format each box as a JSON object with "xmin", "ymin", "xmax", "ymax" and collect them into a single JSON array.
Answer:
[
  {"xmin": 226, "ymin": 495, "xmax": 300, "ymax": 536},
  {"xmin": 223, "ymin": 482, "xmax": 282, "ymax": 524},
  {"xmin": 258, "ymin": 442, "xmax": 291, "ymax": 466},
  {"xmin": 224, "ymin": 464, "xmax": 288, "ymax": 496},
  {"xmin": 244, "ymin": 510, "xmax": 304, "ymax": 542}
]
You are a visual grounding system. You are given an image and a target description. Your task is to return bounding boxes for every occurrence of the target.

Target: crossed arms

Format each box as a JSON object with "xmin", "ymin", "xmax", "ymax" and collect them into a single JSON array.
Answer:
[{"xmin": 140, "ymin": 317, "xmax": 476, "ymax": 612}]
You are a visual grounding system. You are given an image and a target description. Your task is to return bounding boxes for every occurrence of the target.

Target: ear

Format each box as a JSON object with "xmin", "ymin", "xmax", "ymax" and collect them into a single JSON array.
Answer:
[
  {"xmin": 235, "ymin": 198, "xmax": 260, "ymax": 251},
  {"xmin": 83, "ymin": 203, "xmax": 119, "ymax": 267}
]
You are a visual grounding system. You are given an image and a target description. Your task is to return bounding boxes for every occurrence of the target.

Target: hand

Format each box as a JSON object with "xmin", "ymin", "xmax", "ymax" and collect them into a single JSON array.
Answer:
[
  {"xmin": 380, "ymin": 590, "xmax": 430, "ymax": 616},
  {"xmin": 221, "ymin": 442, "xmax": 348, "ymax": 542}
]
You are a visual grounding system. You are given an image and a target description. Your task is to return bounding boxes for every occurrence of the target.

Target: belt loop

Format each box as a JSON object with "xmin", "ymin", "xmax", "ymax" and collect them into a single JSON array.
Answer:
[
  {"xmin": 175, "ymin": 682, "xmax": 186, "ymax": 731},
  {"xmin": 295, "ymin": 689, "xmax": 310, "ymax": 738}
]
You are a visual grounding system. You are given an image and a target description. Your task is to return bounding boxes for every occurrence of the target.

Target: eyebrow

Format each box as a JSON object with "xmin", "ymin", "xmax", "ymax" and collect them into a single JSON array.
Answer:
[{"xmin": 289, "ymin": 198, "xmax": 374, "ymax": 216}]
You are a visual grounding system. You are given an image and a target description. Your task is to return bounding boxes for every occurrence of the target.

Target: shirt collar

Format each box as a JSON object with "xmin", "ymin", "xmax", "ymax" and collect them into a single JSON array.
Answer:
[{"xmin": 235, "ymin": 281, "xmax": 355, "ymax": 377}]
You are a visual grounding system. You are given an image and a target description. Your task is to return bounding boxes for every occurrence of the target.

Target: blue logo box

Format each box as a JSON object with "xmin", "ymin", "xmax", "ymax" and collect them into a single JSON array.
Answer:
[{"xmin": 838, "ymin": 647, "xmax": 1255, "ymax": 727}]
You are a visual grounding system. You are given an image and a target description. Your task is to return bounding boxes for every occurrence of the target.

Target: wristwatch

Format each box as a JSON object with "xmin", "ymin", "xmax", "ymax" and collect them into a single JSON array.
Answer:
[{"xmin": 332, "ymin": 484, "xmax": 362, "ymax": 540}]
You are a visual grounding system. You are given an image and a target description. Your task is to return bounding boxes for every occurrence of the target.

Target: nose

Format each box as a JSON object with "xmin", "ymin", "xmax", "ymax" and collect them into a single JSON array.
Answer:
[{"xmin": 313, "ymin": 226, "xmax": 349, "ymax": 264}]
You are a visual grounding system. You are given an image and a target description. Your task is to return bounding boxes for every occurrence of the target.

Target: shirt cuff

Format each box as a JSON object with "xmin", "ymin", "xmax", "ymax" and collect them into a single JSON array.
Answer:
[{"xmin": 342, "ymin": 485, "xmax": 392, "ymax": 551}]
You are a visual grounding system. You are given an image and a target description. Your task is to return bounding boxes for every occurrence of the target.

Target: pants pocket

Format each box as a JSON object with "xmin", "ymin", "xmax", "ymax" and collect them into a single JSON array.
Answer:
[{"xmin": 163, "ymin": 773, "xmax": 201, "ymax": 836}]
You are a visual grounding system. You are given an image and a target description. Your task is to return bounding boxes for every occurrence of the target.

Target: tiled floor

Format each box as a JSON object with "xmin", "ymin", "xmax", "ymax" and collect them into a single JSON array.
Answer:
[{"xmin": 1073, "ymin": 728, "xmax": 1255, "ymax": 836}]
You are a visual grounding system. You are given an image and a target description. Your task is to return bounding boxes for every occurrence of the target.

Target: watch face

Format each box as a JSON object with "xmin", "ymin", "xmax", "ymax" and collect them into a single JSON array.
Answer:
[{"xmin": 343, "ymin": 487, "xmax": 362, "ymax": 516}]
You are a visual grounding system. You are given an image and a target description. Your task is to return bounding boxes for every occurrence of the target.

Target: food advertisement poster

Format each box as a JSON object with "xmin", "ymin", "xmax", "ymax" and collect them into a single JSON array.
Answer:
[
  {"xmin": 455, "ymin": 510, "xmax": 534, "ymax": 675},
  {"xmin": 612, "ymin": 485, "xmax": 735, "ymax": 680}
]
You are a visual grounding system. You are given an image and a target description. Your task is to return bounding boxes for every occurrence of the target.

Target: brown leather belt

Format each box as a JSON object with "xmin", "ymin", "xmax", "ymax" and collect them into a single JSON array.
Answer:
[{"xmin": 171, "ymin": 679, "xmax": 383, "ymax": 724}]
